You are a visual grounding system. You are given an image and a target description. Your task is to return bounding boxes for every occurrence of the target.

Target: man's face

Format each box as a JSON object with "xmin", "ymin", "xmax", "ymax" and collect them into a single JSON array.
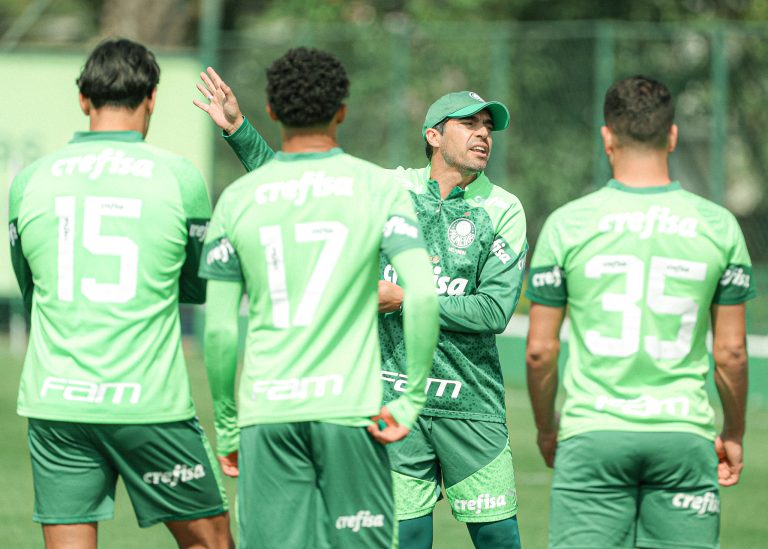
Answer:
[{"xmin": 437, "ymin": 109, "xmax": 494, "ymax": 174}]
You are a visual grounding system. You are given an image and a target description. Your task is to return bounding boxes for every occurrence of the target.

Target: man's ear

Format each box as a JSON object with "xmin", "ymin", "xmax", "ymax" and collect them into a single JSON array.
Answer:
[
  {"xmin": 79, "ymin": 93, "xmax": 91, "ymax": 115},
  {"xmin": 146, "ymin": 87, "xmax": 158, "ymax": 115},
  {"xmin": 335, "ymin": 104, "xmax": 347, "ymax": 124},
  {"xmin": 425, "ymin": 127, "xmax": 442, "ymax": 149},
  {"xmin": 266, "ymin": 104, "xmax": 279, "ymax": 121},
  {"xmin": 600, "ymin": 125, "xmax": 614, "ymax": 157},
  {"xmin": 667, "ymin": 124, "xmax": 678, "ymax": 153}
]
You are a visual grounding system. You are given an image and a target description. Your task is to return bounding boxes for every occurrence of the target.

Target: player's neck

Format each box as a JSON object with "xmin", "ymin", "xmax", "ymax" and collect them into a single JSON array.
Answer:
[
  {"xmin": 429, "ymin": 162, "xmax": 479, "ymax": 199},
  {"xmin": 281, "ymin": 128, "xmax": 339, "ymax": 153},
  {"xmin": 88, "ymin": 105, "xmax": 150, "ymax": 136},
  {"xmin": 610, "ymin": 150, "xmax": 672, "ymax": 187}
]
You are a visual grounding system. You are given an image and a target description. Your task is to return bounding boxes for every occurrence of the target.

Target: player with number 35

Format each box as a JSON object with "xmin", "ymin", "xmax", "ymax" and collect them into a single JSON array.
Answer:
[{"xmin": 525, "ymin": 75, "xmax": 754, "ymax": 549}]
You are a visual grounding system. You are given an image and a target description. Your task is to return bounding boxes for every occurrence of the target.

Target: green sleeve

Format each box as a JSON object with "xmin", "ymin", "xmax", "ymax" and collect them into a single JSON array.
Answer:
[
  {"xmin": 525, "ymin": 213, "xmax": 569, "ymax": 307},
  {"xmin": 8, "ymin": 167, "xmax": 35, "ymax": 314},
  {"xmin": 173, "ymin": 158, "xmax": 213, "ymax": 304},
  {"xmin": 383, "ymin": 247, "xmax": 439, "ymax": 429},
  {"xmin": 712, "ymin": 214, "xmax": 756, "ymax": 305},
  {"xmin": 439, "ymin": 203, "xmax": 528, "ymax": 334},
  {"xmin": 203, "ymin": 279, "xmax": 243, "ymax": 455},
  {"xmin": 198, "ymin": 190, "xmax": 245, "ymax": 282},
  {"xmin": 223, "ymin": 117, "xmax": 276, "ymax": 172},
  {"xmin": 380, "ymin": 182, "xmax": 427, "ymax": 258}
]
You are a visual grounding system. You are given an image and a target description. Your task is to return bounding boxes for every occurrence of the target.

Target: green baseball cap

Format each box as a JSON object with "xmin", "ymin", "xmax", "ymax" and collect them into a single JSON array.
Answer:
[{"xmin": 422, "ymin": 91, "xmax": 510, "ymax": 140}]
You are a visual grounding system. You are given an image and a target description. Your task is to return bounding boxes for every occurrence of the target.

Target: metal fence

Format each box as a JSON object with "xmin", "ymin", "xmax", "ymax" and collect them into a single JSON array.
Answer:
[{"xmin": 208, "ymin": 19, "xmax": 768, "ymax": 331}]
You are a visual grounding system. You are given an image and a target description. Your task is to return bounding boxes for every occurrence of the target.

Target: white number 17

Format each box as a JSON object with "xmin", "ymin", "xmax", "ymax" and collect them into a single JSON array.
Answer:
[{"xmin": 259, "ymin": 222, "xmax": 348, "ymax": 328}]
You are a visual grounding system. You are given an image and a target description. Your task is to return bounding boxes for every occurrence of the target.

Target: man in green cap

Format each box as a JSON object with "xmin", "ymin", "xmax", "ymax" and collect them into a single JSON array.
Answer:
[{"xmin": 194, "ymin": 69, "xmax": 527, "ymax": 549}]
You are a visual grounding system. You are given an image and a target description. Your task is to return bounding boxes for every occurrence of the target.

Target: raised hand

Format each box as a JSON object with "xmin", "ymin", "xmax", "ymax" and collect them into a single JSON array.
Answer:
[{"xmin": 193, "ymin": 66, "xmax": 245, "ymax": 135}]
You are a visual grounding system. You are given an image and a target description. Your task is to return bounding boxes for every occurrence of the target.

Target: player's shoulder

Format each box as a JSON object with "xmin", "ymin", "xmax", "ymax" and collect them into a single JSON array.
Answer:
[
  {"xmin": 9, "ymin": 153, "xmax": 60, "ymax": 205},
  {"xmin": 677, "ymin": 187, "xmax": 738, "ymax": 224},
  {"xmin": 548, "ymin": 186, "xmax": 607, "ymax": 222},
  {"xmin": 136, "ymin": 142, "xmax": 202, "ymax": 174},
  {"xmin": 11, "ymin": 156, "xmax": 49, "ymax": 185},
  {"xmin": 389, "ymin": 165, "xmax": 429, "ymax": 194},
  {"xmin": 470, "ymin": 175, "xmax": 524, "ymax": 215}
]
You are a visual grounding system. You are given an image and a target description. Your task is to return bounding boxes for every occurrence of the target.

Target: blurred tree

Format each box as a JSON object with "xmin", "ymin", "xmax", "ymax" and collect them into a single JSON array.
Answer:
[{"xmin": 99, "ymin": 0, "xmax": 195, "ymax": 45}]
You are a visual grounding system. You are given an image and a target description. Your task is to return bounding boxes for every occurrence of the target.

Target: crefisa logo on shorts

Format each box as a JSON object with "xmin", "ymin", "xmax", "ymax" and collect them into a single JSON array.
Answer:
[
  {"xmin": 143, "ymin": 464, "xmax": 206, "ymax": 488},
  {"xmin": 453, "ymin": 493, "xmax": 509, "ymax": 515},
  {"xmin": 335, "ymin": 510, "xmax": 385, "ymax": 532},
  {"xmin": 671, "ymin": 492, "xmax": 720, "ymax": 515}
]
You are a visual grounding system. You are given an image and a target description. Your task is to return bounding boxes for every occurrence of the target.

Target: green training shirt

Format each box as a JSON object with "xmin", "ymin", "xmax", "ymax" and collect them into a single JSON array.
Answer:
[
  {"xmin": 9, "ymin": 131, "xmax": 211, "ymax": 424},
  {"xmin": 223, "ymin": 119, "xmax": 528, "ymax": 424},
  {"xmin": 200, "ymin": 148, "xmax": 437, "ymax": 433},
  {"xmin": 526, "ymin": 180, "xmax": 755, "ymax": 440}
]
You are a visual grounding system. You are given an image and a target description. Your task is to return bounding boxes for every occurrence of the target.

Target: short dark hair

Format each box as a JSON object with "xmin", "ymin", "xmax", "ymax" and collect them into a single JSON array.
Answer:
[
  {"xmin": 265, "ymin": 47, "xmax": 350, "ymax": 128},
  {"xmin": 77, "ymin": 39, "xmax": 159, "ymax": 109},
  {"xmin": 424, "ymin": 119, "xmax": 447, "ymax": 160},
  {"xmin": 604, "ymin": 75, "xmax": 674, "ymax": 149}
]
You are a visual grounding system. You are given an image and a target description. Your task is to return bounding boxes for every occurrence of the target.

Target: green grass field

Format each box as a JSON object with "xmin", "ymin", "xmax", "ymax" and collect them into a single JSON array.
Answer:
[{"xmin": 1, "ymin": 336, "xmax": 766, "ymax": 548}]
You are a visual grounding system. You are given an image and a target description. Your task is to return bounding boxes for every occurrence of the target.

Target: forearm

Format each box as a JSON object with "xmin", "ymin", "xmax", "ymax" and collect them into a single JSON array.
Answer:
[
  {"xmin": 711, "ymin": 303, "xmax": 749, "ymax": 440},
  {"xmin": 439, "ymin": 246, "xmax": 526, "ymax": 334},
  {"xmin": 438, "ymin": 293, "xmax": 510, "ymax": 333},
  {"xmin": 223, "ymin": 117, "xmax": 276, "ymax": 172},
  {"xmin": 713, "ymin": 342, "xmax": 748, "ymax": 439},
  {"xmin": 386, "ymin": 248, "xmax": 439, "ymax": 428},
  {"xmin": 526, "ymin": 350, "xmax": 559, "ymax": 432},
  {"xmin": 526, "ymin": 304, "xmax": 565, "ymax": 432},
  {"xmin": 203, "ymin": 280, "xmax": 242, "ymax": 455}
]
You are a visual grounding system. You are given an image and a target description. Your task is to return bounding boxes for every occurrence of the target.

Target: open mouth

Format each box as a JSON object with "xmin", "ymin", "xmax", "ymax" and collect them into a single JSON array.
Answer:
[{"xmin": 469, "ymin": 145, "xmax": 488, "ymax": 158}]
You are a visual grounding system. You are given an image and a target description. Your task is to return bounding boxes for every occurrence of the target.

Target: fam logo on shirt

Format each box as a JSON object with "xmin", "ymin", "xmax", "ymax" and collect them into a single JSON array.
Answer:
[{"xmin": 448, "ymin": 218, "xmax": 476, "ymax": 249}]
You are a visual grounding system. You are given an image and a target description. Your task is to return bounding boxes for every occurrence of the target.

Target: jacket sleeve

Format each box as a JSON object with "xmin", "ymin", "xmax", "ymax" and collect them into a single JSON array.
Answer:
[
  {"xmin": 223, "ymin": 118, "xmax": 276, "ymax": 172},
  {"xmin": 439, "ymin": 202, "xmax": 528, "ymax": 334}
]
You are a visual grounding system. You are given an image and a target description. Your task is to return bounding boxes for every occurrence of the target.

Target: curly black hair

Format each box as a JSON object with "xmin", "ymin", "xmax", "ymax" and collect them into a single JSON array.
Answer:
[
  {"xmin": 266, "ymin": 47, "xmax": 349, "ymax": 128},
  {"xmin": 604, "ymin": 75, "xmax": 674, "ymax": 150},
  {"xmin": 77, "ymin": 38, "xmax": 160, "ymax": 109}
]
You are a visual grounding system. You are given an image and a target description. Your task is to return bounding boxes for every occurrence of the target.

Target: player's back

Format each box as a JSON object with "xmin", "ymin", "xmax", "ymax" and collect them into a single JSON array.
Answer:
[
  {"xmin": 531, "ymin": 179, "xmax": 754, "ymax": 439},
  {"xmin": 10, "ymin": 131, "xmax": 209, "ymax": 424},
  {"xmin": 204, "ymin": 149, "xmax": 412, "ymax": 425}
]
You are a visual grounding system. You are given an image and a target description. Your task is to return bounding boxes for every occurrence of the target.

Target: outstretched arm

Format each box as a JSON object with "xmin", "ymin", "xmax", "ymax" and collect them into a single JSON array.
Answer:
[
  {"xmin": 711, "ymin": 303, "xmax": 748, "ymax": 487},
  {"xmin": 526, "ymin": 303, "xmax": 565, "ymax": 468}
]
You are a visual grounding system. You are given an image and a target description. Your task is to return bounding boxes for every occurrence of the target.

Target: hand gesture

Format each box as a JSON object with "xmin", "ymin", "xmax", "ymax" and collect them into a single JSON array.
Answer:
[
  {"xmin": 217, "ymin": 450, "xmax": 239, "ymax": 477},
  {"xmin": 715, "ymin": 435, "xmax": 743, "ymax": 486},
  {"xmin": 193, "ymin": 66, "xmax": 244, "ymax": 135},
  {"xmin": 368, "ymin": 406, "xmax": 410, "ymax": 445}
]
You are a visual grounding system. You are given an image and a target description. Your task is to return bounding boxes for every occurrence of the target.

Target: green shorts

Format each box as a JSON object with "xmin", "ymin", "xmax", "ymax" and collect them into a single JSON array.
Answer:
[
  {"xmin": 237, "ymin": 421, "xmax": 396, "ymax": 549},
  {"xmin": 387, "ymin": 416, "xmax": 518, "ymax": 523},
  {"xmin": 550, "ymin": 431, "xmax": 720, "ymax": 549},
  {"xmin": 28, "ymin": 418, "xmax": 228, "ymax": 527}
]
